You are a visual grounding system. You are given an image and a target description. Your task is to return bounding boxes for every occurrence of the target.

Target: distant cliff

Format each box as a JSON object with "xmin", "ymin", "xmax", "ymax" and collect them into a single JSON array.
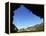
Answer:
[{"xmin": 19, "ymin": 23, "xmax": 44, "ymax": 32}]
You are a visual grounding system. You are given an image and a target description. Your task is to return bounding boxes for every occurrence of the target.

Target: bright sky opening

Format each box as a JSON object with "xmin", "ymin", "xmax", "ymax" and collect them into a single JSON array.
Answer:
[{"xmin": 13, "ymin": 5, "xmax": 43, "ymax": 29}]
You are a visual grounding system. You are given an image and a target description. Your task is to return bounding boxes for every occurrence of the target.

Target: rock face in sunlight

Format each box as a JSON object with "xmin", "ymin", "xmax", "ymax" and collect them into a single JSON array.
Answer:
[
  {"xmin": 18, "ymin": 23, "xmax": 44, "ymax": 32},
  {"xmin": 35, "ymin": 23, "xmax": 44, "ymax": 31}
]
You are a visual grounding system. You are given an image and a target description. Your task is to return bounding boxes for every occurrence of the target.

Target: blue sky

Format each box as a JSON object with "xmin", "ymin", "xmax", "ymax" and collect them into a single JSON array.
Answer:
[{"xmin": 13, "ymin": 5, "xmax": 43, "ymax": 29}]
